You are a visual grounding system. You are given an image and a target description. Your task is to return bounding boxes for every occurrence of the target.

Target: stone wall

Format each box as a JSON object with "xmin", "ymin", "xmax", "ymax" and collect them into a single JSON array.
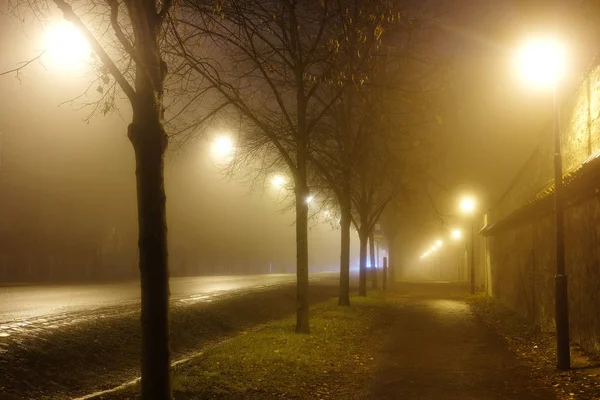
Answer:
[{"xmin": 486, "ymin": 64, "xmax": 600, "ymax": 354}]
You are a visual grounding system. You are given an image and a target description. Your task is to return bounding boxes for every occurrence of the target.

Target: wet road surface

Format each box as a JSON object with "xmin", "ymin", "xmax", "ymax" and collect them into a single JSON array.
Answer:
[
  {"xmin": 0, "ymin": 274, "xmax": 310, "ymax": 339},
  {"xmin": 364, "ymin": 281, "xmax": 556, "ymax": 400},
  {"xmin": 0, "ymin": 278, "xmax": 340, "ymax": 399}
]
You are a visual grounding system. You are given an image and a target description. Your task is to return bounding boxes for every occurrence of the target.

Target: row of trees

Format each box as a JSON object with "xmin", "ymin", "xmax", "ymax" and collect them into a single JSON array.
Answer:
[
  {"xmin": 7, "ymin": 0, "xmax": 445, "ymax": 397},
  {"xmin": 174, "ymin": 0, "xmax": 406, "ymax": 330}
]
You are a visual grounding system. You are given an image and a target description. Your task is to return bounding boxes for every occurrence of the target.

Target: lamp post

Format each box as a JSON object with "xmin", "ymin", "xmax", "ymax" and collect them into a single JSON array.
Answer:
[
  {"xmin": 459, "ymin": 196, "xmax": 476, "ymax": 294},
  {"xmin": 516, "ymin": 37, "xmax": 570, "ymax": 370}
]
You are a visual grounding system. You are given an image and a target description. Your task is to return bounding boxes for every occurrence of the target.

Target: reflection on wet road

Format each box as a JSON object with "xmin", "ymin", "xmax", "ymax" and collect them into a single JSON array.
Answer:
[{"xmin": 0, "ymin": 274, "xmax": 307, "ymax": 340}]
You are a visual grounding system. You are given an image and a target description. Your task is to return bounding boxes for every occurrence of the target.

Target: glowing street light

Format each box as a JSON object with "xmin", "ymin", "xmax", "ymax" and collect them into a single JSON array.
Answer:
[
  {"xmin": 516, "ymin": 35, "xmax": 570, "ymax": 370},
  {"xmin": 305, "ymin": 195, "xmax": 314, "ymax": 205},
  {"xmin": 271, "ymin": 174, "xmax": 287, "ymax": 189},
  {"xmin": 459, "ymin": 196, "xmax": 477, "ymax": 215},
  {"xmin": 515, "ymin": 37, "xmax": 565, "ymax": 87},
  {"xmin": 451, "ymin": 229, "xmax": 463, "ymax": 241},
  {"xmin": 44, "ymin": 20, "xmax": 90, "ymax": 70},
  {"xmin": 435, "ymin": 240, "xmax": 443, "ymax": 248},
  {"xmin": 211, "ymin": 135, "xmax": 234, "ymax": 158}
]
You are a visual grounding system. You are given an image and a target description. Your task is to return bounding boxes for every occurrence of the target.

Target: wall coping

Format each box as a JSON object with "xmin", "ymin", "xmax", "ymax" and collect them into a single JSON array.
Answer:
[{"xmin": 481, "ymin": 149, "xmax": 600, "ymax": 236}]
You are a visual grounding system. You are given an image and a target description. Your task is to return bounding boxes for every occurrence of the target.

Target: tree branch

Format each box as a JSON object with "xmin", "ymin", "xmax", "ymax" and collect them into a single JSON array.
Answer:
[
  {"xmin": 106, "ymin": 0, "xmax": 135, "ymax": 58},
  {"xmin": 0, "ymin": 50, "xmax": 46, "ymax": 78},
  {"xmin": 157, "ymin": 0, "xmax": 172, "ymax": 27},
  {"xmin": 52, "ymin": 0, "xmax": 136, "ymax": 104}
]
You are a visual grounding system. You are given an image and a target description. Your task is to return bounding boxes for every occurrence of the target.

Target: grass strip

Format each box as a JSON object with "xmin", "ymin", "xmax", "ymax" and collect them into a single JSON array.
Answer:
[
  {"xmin": 1, "ymin": 283, "xmax": 339, "ymax": 399},
  {"xmin": 103, "ymin": 292, "xmax": 388, "ymax": 400}
]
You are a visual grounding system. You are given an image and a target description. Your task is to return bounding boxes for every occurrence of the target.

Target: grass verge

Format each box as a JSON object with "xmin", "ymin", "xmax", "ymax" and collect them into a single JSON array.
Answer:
[
  {"xmin": 1, "ymin": 283, "xmax": 339, "ymax": 399},
  {"xmin": 101, "ymin": 292, "xmax": 389, "ymax": 400}
]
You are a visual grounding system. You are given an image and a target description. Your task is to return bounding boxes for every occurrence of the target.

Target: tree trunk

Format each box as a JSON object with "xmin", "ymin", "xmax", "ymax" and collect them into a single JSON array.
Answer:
[
  {"xmin": 294, "ymin": 45, "xmax": 310, "ymax": 333},
  {"xmin": 338, "ymin": 196, "xmax": 351, "ymax": 306},
  {"xmin": 358, "ymin": 230, "xmax": 368, "ymax": 296},
  {"xmin": 369, "ymin": 232, "xmax": 377, "ymax": 289},
  {"xmin": 293, "ymin": 129, "xmax": 310, "ymax": 333},
  {"xmin": 129, "ymin": 113, "xmax": 171, "ymax": 399},
  {"xmin": 383, "ymin": 256, "xmax": 388, "ymax": 290},
  {"xmin": 294, "ymin": 182, "xmax": 310, "ymax": 333},
  {"xmin": 388, "ymin": 235, "xmax": 396, "ymax": 283}
]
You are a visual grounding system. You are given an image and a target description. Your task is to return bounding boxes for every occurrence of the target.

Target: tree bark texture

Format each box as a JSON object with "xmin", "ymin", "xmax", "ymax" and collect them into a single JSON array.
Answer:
[
  {"xmin": 129, "ymin": 114, "xmax": 170, "ymax": 399},
  {"xmin": 338, "ymin": 197, "xmax": 351, "ymax": 306},
  {"xmin": 293, "ymin": 129, "xmax": 310, "ymax": 333},
  {"xmin": 294, "ymin": 184, "xmax": 310, "ymax": 333},
  {"xmin": 383, "ymin": 256, "xmax": 388, "ymax": 289},
  {"xmin": 294, "ymin": 37, "xmax": 310, "ymax": 333},
  {"xmin": 369, "ymin": 232, "xmax": 378, "ymax": 289},
  {"xmin": 358, "ymin": 231, "xmax": 368, "ymax": 296}
]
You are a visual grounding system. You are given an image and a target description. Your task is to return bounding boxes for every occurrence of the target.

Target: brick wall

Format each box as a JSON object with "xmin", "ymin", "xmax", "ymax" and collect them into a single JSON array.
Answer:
[{"xmin": 486, "ymin": 64, "xmax": 600, "ymax": 354}]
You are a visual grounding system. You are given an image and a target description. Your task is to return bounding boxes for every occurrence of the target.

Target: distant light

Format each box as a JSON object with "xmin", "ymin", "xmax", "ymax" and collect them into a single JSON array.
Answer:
[
  {"xmin": 271, "ymin": 174, "xmax": 287, "ymax": 189},
  {"xmin": 323, "ymin": 210, "xmax": 330, "ymax": 216},
  {"xmin": 451, "ymin": 229, "xmax": 463, "ymax": 240},
  {"xmin": 305, "ymin": 195, "xmax": 314, "ymax": 204},
  {"xmin": 211, "ymin": 135, "xmax": 234, "ymax": 158},
  {"xmin": 515, "ymin": 36, "xmax": 565, "ymax": 87},
  {"xmin": 459, "ymin": 196, "xmax": 477, "ymax": 215},
  {"xmin": 435, "ymin": 240, "xmax": 443, "ymax": 247}
]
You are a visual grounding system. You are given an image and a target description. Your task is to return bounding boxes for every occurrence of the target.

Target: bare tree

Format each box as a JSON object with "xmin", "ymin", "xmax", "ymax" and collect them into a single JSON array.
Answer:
[
  {"xmin": 307, "ymin": 0, "xmax": 449, "ymax": 301},
  {"xmin": 7, "ymin": 0, "xmax": 177, "ymax": 396},
  {"xmin": 174, "ymin": 0, "xmax": 391, "ymax": 332},
  {"xmin": 351, "ymin": 116, "xmax": 398, "ymax": 296}
]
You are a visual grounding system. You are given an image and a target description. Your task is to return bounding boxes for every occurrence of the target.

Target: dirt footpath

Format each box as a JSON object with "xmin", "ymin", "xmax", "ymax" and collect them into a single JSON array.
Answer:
[{"xmin": 363, "ymin": 282, "xmax": 556, "ymax": 400}]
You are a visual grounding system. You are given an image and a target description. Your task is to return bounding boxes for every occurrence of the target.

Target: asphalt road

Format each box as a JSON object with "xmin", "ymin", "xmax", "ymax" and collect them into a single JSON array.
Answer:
[
  {"xmin": 0, "ymin": 274, "xmax": 310, "ymax": 338},
  {"xmin": 0, "ymin": 274, "xmax": 341, "ymax": 399}
]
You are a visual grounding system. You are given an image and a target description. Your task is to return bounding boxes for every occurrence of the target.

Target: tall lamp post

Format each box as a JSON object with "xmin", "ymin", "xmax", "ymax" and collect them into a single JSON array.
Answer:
[
  {"xmin": 459, "ymin": 196, "xmax": 477, "ymax": 294},
  {"xmin": 516, "ymin": 37, "xmax": 570, "ymax": 370}
]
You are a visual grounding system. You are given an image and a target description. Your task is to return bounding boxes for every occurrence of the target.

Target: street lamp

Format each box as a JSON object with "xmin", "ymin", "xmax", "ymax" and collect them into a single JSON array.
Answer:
[
  {"xmin": 44, "ymin": 20, "xmax": 90, "ymax": 70},
  {"xmin": 516, "ymin": 38, "xmax": 565, "ymax": 88},
  {"xmin": 271, "ymin": 174, "xmax": 287, "ymax": 189},
  {"xmin": 459, "ymin": 195, "xmax": 477, "ymax": 295},
  {"xmin": 210, "ymin": 134, "xmax": 234, "ymax": 159},
  {"xmin": 459, "ymin": 196, "xmax": 476, "ymax": 215},
  {"xmin": 516, "ymin": 36, "xmax": 570, "ymax": 370},
  {"xmin": 451, "ymin": 229, "xmax": 463, "ymax": 240}
]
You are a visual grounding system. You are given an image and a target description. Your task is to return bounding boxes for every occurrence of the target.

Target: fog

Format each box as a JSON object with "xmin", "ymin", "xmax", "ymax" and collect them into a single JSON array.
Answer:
[
  {"xmin": 390, "ymin": 0, "xmax": 600, "ymax": 271},
  {"xmin": 0, "ymin": 15, "xmax": 357, "ymax": 282},
  {"xmin": 3, "ymin": 1, "xmax": 600, "ymax": 283}
]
